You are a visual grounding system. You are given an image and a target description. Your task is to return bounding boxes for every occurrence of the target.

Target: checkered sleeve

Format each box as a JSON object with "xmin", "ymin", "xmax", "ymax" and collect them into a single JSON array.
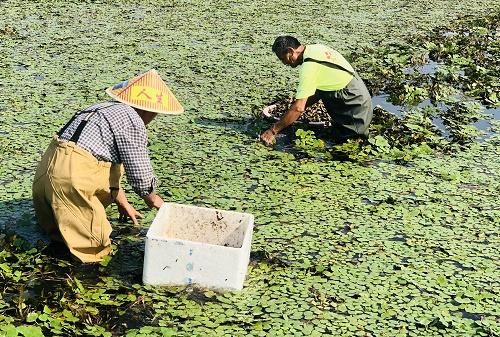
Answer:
[{"xmin": 115, "ymin": 125, "xmax": 157, "ymax": 197}]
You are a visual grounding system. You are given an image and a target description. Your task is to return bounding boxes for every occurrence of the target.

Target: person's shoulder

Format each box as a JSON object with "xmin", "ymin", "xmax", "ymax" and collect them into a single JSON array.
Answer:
[
  {"xmin": 105, "ymin": 102, "xmax": 135, "ymax": 113},
  {"xmin": 307, "ymin": 44, "xmax": 337, "ymax": 54},
  {"xmin": 97, "ymin": 102, "xmax": 144, "ymax": 127},
  {"xmin": 103, "ymin": 102, "xmax": 143, "ymax": 122},
  {"xmin": 307, "ymin": 44, "xmax": 325, "ymax": 49},
  {"xmin": 307, "ymin": 44, "xmax": 328, "ymax": 50},
  {"xmin": 304, "ymin": 44, "xmax": 327, "ymax": 59},
  {"xmin": 82, "ymin": 101, "xmax": 135, "ymax": 114}
]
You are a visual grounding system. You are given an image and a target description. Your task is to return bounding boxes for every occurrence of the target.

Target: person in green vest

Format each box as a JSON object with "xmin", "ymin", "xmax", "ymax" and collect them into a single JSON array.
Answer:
[{"xmin": 260, "ymin": 35, "xmax": 373, "ymax": 145}]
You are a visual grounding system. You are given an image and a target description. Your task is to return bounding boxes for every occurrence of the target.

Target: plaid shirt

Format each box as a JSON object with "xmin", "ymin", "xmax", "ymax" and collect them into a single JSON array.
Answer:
[{"xmin": 58, "ymin": 102, "xmax": 156, "ymax": 197}]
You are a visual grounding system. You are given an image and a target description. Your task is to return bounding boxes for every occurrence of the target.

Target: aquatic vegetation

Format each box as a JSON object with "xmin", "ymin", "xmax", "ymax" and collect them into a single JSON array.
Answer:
[
  {"xmin": 351, "ymin": 11, "xmax": 500, "ymax": 144},
  {"xmin": 0, "ymin": 1, "xmax": 499, "ymax": 336}
]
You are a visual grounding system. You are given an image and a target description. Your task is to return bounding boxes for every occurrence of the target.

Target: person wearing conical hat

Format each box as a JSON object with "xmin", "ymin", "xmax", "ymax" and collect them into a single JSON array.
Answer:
[
  {"xmin": 32, "ymin": 70, "xmax": 183, "ymax": 263},
  {"xmin": 260, "ymin": 36, "xmax": 373, "ymax": 145}
]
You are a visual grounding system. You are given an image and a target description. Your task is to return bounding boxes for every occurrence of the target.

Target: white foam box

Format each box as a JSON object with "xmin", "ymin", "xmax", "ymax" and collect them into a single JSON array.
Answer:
[{"xmin": 143, "ymin": 203, "xmax": 254, "ymax": 290}]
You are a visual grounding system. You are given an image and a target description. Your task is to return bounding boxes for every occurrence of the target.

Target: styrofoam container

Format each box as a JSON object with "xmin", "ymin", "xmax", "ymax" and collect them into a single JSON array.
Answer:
[{"xmin": 143, "ymin": 203, "xmax": 254, "ymax": 290}]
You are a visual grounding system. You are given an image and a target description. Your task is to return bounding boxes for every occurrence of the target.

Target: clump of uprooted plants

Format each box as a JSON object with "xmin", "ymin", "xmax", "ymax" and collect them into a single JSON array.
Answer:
[{"xmin": 264, "ymin": 96, "xmax": 331, "ymax": 125}]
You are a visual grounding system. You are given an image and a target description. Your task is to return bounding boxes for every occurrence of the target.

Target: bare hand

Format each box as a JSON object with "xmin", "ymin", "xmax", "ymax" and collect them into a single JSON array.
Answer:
[
  {"xmin": 143, "ymin": 193, "xmax": 164, "ymax": 210},
  {"xmin": 117, "ymin": 201, "xmax": 143, "ymax": 225},
  {"xmin": 114, "ymin": 189, "xmax": 143, "ymax": 225},
  {"xmin": 260, "ymin": 128, "xmax": 276, "ymax": 146}
]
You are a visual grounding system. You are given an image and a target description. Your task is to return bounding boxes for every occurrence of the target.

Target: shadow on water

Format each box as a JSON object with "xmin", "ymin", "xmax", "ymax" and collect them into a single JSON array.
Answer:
[
  {"xmin": 0, "ymin": 198, "xmax": 154, "ymax": 332},
  {"xmin": 0, "ymin": 199, "xmax": 48, "ymax": 244},
  {"xmin": 0, "ymin": 198, "xmax": 146, "ymax": 283}
]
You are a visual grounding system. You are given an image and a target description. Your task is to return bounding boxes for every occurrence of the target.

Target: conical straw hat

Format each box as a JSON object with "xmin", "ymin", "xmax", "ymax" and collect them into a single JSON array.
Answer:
[{"xmin": 105, "ymin": 69, "xmax": 184, "ymax": 114}]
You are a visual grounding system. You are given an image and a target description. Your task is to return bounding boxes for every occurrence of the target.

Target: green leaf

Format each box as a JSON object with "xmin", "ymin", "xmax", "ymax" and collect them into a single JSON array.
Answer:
[
  {"xmin": 25, "ymin": 313, "xmax": 38, "ymax": 323},
  {"xmin": 16, "ymin": 326, "xmax": 44, "ymax": 337}
]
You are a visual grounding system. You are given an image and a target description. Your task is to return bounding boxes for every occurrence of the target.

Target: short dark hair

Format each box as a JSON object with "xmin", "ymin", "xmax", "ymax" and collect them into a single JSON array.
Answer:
[{"xmin": 272, "ymin": 36, "xmax": 301, "ymax": 57}]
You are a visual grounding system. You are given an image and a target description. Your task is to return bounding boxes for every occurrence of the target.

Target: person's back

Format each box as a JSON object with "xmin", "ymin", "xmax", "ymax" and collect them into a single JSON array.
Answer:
[
  {"xmin": 296, "ymin": 44, "xmax": 354, "ymax": 96},
  {"xmin": 297, "ymin": 43, "xmax": 373, "ymax": 139},
  {"xmin": 57, "ymin": 102, "xmax": 155, "ymax": 197}
]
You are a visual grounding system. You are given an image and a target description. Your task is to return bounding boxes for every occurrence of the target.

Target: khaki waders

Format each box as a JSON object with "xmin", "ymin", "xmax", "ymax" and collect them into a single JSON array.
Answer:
[{"xmin": 33, "ymin": 106, "xmax": 122, "ymax": 263}]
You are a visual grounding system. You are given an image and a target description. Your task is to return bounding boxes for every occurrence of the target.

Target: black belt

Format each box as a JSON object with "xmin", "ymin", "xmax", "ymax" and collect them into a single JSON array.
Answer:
[{"xmin": 303, "ymin": 57, "xmax": 355, "ymax": 76}]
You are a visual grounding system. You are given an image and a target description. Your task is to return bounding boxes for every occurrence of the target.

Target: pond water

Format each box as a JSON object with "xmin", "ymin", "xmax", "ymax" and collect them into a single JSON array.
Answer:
[
  {"xmin": 484, "ymin": 106, "xmax": 500, "ymax": 119},
  {"xmin": 1, "ymin": 4, "xmax": 499, "ymax": 336},
  {"xmin": 15, "ymin": 63, "xmax": 28, "ymax": 71},
  {"xmin": 402, "ymin": 60, "xmax": 440, "ymax": 75},
  {"xmin": 372, "ymin": 94, "xmax": 405, "ymax": 116},
  {"xmin": 370, "ymin": 52, "xmax": 499, "ymax": 140},
  {"xmin": 372, "ymin": 92, "xmax": 498, "ymax": 140}
]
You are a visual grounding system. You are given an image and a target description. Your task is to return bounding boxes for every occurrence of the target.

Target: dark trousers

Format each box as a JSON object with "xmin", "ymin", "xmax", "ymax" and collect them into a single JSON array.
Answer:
[{"xmin": 310, "ymin": 74, "xmax": 373, "ymax": 142}]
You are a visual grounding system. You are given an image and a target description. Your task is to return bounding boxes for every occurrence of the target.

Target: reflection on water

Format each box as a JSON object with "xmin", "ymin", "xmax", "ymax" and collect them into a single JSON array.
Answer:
[
  {"xmin": 402, "ymin": 61, "xmax": 440, "ymax": 75},
  {"xmin": 371, "ymin": 92, "xmax": 498, "ymax": 139},
  {"xmin": 484, "ymin": 106, "xmax": 500, "ymax": 120},
  {"xmin": 372, "ymin": 94, "xmax": 404, "ymax": 117}
]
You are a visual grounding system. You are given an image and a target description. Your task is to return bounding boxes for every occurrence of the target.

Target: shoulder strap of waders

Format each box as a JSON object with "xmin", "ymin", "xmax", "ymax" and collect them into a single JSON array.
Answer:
[
  {"xmin": 57, "ymin": 103, "xmax": 117, "ymax": 143},
  {"xmin": 303, "ymin": 57, "xmax": 355, "ymax": 76}
]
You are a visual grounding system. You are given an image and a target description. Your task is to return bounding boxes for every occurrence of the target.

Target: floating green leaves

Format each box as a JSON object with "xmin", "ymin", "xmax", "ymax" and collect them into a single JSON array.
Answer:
[
  {"xmin": 0, "ymin": 1, "xmax": 499, "ymax": 337},
  {"xmin": 351, "ymin": 11, "xmax": 500, "ymax": 144}
]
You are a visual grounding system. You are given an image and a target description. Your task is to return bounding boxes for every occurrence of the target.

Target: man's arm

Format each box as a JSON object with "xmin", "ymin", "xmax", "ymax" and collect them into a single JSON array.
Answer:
[
  {"xmin": 114, "ymin": 121, "xmax": 166, "ymax": 213},
  {"xmin": 115, "ymin": 189, "xmax": 143, "ymax": 225},
  {"xmin": 142, "ymin": 192, "xmax": 164, "ymax": 209},
  {"xmin": 260, "ymin": 97, "xmax": 308, "ymax": 145},
  {"xmin": 114, "ymin": 189, "xmax": 164, "ymax": 225}
]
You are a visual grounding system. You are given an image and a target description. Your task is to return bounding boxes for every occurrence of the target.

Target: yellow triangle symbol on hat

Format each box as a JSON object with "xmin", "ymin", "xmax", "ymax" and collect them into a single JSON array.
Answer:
[{"xmin": 105, "ymin": 69, "xmax": 184, "ymax": 115}]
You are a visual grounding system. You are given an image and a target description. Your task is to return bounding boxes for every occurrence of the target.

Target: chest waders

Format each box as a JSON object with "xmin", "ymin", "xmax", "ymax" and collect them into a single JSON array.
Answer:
[
  {"xmin": 32, "ymin": 105, "xmax": 123, "ymax": 263},
  {"xmin": 304, "ymin": 58, "xmax": 373, "ymax": 141}
]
